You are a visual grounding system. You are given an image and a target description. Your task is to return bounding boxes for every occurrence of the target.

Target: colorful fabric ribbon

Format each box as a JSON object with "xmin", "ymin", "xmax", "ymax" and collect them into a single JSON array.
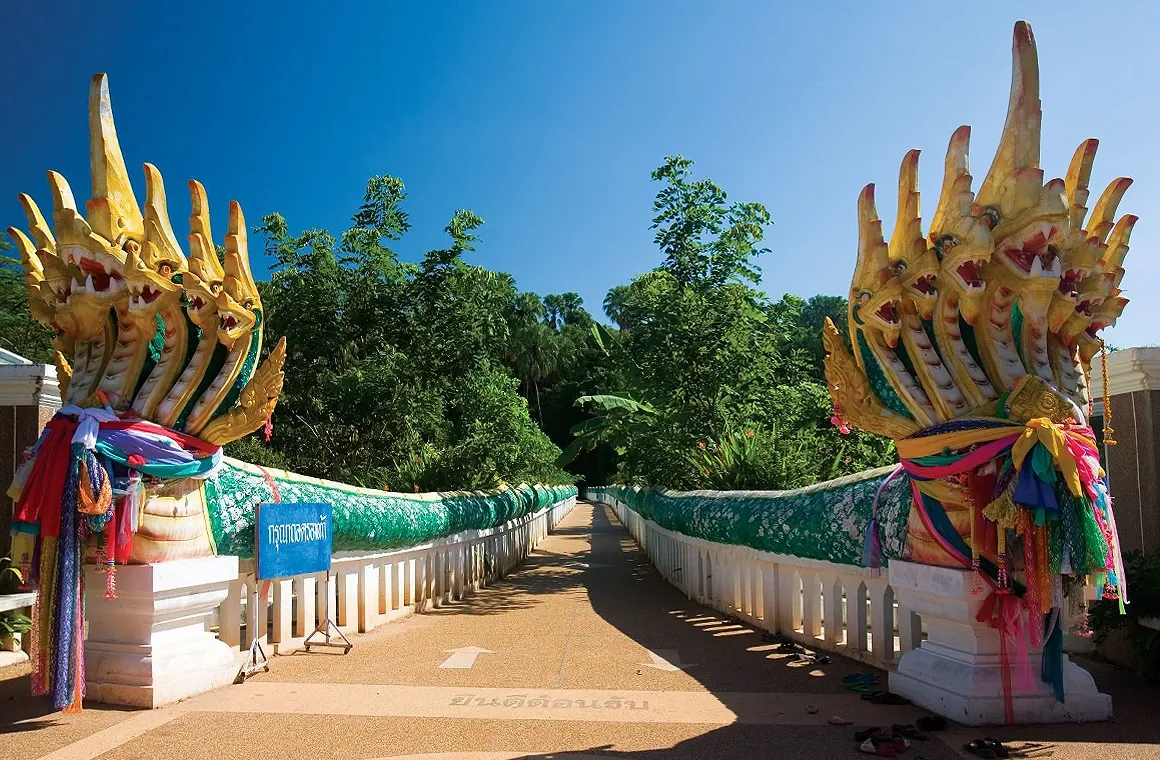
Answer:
[
  {"xmin": 891, "ymin": 411, "xmax": 1126, "ymax": 709},
  {"xmin": 861, "ymin": 464, "xmax": 904, "ymax": 576},
  {"xmin": 10, "ymin": 405, "xmax": 222, "ymax": 712}
]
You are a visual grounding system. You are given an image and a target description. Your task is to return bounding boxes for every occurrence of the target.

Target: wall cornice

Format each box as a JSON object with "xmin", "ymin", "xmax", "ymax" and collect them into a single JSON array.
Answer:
[
  {"xmin": 1088, "ymin": 347, "xmax": 1160, "ymax": 399},
  {"xmin": 0, "ymin": 364, "xmax": 62, "ymax": 408}
]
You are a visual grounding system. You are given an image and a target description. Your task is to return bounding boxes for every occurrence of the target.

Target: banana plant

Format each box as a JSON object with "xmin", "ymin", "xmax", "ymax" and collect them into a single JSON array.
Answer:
[{"xmin": 556, "ymin": 393, "xmax": 658, "ymax": 466}]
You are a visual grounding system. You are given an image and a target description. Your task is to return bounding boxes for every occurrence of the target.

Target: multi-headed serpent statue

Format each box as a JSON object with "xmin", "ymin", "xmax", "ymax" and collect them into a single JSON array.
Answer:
[{"xmin": 7, "ymin": 21, "xmax": 1128, "ymax": 712}]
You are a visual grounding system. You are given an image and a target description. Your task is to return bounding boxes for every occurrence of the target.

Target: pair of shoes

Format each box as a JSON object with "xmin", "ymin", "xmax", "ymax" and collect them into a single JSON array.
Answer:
[
  {"xmin": 965, "ymin": 739, "xmax": 1050, "ymax": 758},
  {"xmin": 795, "ymin": 652, "xmax": 831, "ymax": 665},
  {"xmin": 891, "ymin": 724, "xmax": 927, "ymax": 740},
  {"xmin": 855, "ymin": 727, "xmax": 909, "ymax": 756},
  {"xmin": 964, "ymin": 739, "xmax": 1004, "ymax": 758}
]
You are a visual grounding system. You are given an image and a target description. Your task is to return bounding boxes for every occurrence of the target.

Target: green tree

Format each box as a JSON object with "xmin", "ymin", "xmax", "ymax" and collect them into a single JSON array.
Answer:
[
  {"xmin": 0, "ymin": 240, "xmax": 55, "ymax": 363},
  {"xmin": 255, "ymin": 175, "xmax": 570, "ymax": 492},
  {"xmin": 563, "ymin": 157, "xmax": 892, "ymax": 488}
]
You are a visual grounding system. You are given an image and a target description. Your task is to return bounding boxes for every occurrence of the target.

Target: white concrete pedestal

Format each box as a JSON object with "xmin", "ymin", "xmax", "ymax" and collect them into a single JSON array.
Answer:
[
  {"xmin": 85, "ymin": 555, "xmax": 239, "ymax": 708},
  {"xmin": 888, "ymin": 559, "xmax": 1111, "ymax": 725}
]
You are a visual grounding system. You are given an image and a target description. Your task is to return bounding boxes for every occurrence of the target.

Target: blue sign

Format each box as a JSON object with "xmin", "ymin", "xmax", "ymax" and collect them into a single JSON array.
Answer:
[{"xmin": 255, "ymin": 502, "xmax": 333, "ymax": 581}]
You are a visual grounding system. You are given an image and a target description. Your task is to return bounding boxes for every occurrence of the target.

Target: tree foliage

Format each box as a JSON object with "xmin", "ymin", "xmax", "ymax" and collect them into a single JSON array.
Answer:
[
  {"xmin": 560, "ymin": 157, "xmax": 893, "ymax": 488},
  {"xmin": 0, "ymin": 240, "xmax": 55, "ymax": 363},
  {"xmin": 0, "ymin": 159, "xmax": 896, "ymax": 494}
]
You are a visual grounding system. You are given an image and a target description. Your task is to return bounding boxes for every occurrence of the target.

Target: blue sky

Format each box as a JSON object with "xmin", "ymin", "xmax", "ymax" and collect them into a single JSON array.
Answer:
[{"xmin": 2, "ymin": 2, "xmax": 1157, "ymax": 347}]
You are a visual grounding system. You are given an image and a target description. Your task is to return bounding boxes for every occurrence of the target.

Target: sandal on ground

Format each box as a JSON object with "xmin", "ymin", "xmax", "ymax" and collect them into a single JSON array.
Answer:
[
  {"xmin": 892, "ymin": 723, "xmax": 928, "ymax": 740},
  {"xmin": 858, "ymin": 730, "xmax": 903, "ymax": 756},
  {"xmin": 861, "ymin": 691, "xmax": 912, "ymax": 705},
  {"xmin": 843, "ymin": 672, "xmax": 879, "ymax": 683},
  {"xmin": 854, "ymin": 727, "xmax": 881, "ymax": 742},
  {"xmin": 980, "ymin": 738, "xmax": 1013, "ymax": 757},
  {"xmin": 915, "ymin": 715, "xmax": 947, "ymax": 732},
  {"xmin": 857, "ymin": 737, "xmax": 895, "ymax": 756},
  {"xmin": 827, "ymin": 715, "xmax": 852, "ymax": 725},
  {"xmin": 795, "ymin": 652, "xmax": 832, "ymax": 665},
  {"xmin": 846, "ymin": 682, "xmax": 879, "ymax": 693},
  {"xmin": 1005, "ymin": 741, "xmax": 1050, "ymax": 757},
  {"xmin": 965, "ymin": 739, "xmax": 999, "ymax": 758}
]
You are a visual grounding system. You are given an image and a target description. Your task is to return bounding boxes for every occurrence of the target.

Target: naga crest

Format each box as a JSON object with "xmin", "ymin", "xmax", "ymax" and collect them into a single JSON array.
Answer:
[
  {"xmin": 8, "ymin": 74, "xmax": 285, "ymax": 445},
  {"xmin": 825, "ymin": 21, "xmax": 1133, "ymax": 437}
]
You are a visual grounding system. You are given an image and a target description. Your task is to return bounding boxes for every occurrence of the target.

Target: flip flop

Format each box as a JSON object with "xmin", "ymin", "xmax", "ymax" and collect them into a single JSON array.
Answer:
[
  {"xmin": 843, "ymin": 672, "xmax": 879, "ymax": 683},
  {"xmin": 981, "ymin": 738, "xmax": 1011, "ymax": 757},
  {"xmin": 854, "ymin": 727, "xmax": 882, "ymax": 742},
  {"xmin": 828, "ymin": 715, "xmax": 853, "ymax": 725},
  {"xmin": 867, "ymin": 691, "xmax": 912, "ymax": 705},
  {"xmin": 965, "ymin": 739, "xmax": 999, "ymax": 758},
  {"xmin": 915, "ymin": 715, "xmax": 947, "ymax": 732},
  {"xmin": 795, "ymin": 652, "xmax": 832, "ymax": 665},
  {"xmin": 892, "ymin": 723, "xmax": 928, "ymax": 740},
  {"xmin": 857, "ymin": 737, "xmax": 895, "ymax": 757},
  {"xmin": 847, "ymin": 682, "xmax": 879, "ymax": 693}
]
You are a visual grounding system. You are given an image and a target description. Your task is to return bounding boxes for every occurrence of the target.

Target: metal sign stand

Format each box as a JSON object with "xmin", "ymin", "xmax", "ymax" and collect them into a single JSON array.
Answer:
[
  {"xmin": 235, "ymin": 634, "xmax": 270, "ymax": 683},
  {"xmin": 304, "ymin": 571, "xmax": 352, "ymax": 654}
]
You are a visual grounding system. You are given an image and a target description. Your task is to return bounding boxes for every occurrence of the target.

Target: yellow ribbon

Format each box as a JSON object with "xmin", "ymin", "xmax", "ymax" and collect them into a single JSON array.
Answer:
[
  {"xmin": 895, "ymin": 416, "xmax": 1093, "ymax": 502},
  {"xmin": 894, "ymin": 417, "xmax": 1022, "ymax": 460},
  {"xmin": 1010, "ymin": 418, "xmax": 1084, "ymax": 498}
]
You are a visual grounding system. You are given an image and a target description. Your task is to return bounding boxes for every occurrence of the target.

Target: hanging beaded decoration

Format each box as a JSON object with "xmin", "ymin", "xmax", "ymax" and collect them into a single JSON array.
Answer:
[{"xmin": 1101, "ymin": 338, "xmax": 1117, "ymax": 446}]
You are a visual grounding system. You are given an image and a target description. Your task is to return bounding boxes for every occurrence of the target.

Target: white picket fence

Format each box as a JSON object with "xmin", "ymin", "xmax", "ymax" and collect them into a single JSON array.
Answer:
[
  {"xmin": 215, "ymin": 497, "xmax": 577, "ymax": 655},
  {"xmin": 592, "ymin": 491, "xmax": 920, "ymax": 669}
]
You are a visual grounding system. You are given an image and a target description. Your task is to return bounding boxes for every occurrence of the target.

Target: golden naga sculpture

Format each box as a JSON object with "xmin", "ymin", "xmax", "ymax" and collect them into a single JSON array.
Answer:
[
  {"xmin": 825, "ymin": 20, "xmax": 1130, "ymax": 595},
  {"xmin": 8, "ymin": 74, "xmax": 285, "ymax": 441}
]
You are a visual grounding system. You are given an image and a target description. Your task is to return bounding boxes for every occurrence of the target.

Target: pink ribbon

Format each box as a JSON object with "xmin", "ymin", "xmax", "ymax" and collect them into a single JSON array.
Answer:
[{"xmin": 900, "ymin": 435, "xmax": 1020, "ymax": 480}]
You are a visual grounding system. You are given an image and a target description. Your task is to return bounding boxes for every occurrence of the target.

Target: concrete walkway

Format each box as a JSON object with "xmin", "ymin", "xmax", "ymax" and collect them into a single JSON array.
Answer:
[{"xmin": 5, "ymin": 502, "xmax": 1160, "ymax": 759}]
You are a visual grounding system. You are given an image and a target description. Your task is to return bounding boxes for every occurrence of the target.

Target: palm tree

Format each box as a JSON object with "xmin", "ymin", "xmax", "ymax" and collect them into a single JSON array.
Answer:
[{"xmin": 602, "ymin": 285, "xmax": 630, "ymax": 328}]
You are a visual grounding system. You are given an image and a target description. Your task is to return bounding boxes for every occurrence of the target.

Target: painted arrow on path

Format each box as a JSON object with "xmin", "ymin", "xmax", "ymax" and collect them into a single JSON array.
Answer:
[
  {"xmin": 641, "ymin": 649, "xmax": 696, "ymax": 672},
  {"xmin": 439, "ymin": 646, "xmax": 495, "ymax": 669}
]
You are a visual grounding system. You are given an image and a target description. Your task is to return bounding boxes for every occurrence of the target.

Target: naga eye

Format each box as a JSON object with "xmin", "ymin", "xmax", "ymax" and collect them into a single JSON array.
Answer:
[
  {"xmin": 859, "ymin": 291, "xmax": 871, "ymax": 304},
  {"xmin": 980, "ymin": 207, "xmax": 1000, "ymax": 230},
  {"xmin": 159, "ymin": 264, "xmax": 172, "ymax": 276},
  {"xmin": 932, "ymin": 235, "xmax": 956, "ymax": 262},
  {"xmin": 892, "ymin": 261, "xmax": 908, "ymax": 276}
]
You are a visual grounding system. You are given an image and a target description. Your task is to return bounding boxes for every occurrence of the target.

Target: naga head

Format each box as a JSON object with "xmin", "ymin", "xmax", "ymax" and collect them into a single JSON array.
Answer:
[
  {"xmin": 973, "ymin": 22, "xmax": 1068, "ymax": 329},
  {"xmin": 1049, "ymin": 142, "xmax": 1130, "ymax": 334},
  {"xmin": 123, "ymin": 165, "xmax": 189, "ymax": 326},
  {"xmin": 1063, "ymin": 207, "xmax": 1134, "ymax": 344},
  {"xmin": 826, "ymin": 21, "xmax": 1135, "ymax": 439},
  {"xmin": 927, "ymin": 126, "xmax": 993, "ymax": 325},
  {"xmin": 888, "ymin": 150, "xmax": 938, "ymax": 320},
  {"xmin": 215, "ymin": 201, "xmax": 260, "ymax": 349},
  {"xmin": 849, "ymin": 184, "xmax": 903, "ymax": 348},
  {"xmin": 10, "ymin": 73, "xmax": 281, "ymax": 444},
  {"xmin": 10, "ymin": 195, "xmax": 81, "ymax": 345},
  {"xmin": 182, "ymin": 180, "xmax": 225, "ymax": 332}
]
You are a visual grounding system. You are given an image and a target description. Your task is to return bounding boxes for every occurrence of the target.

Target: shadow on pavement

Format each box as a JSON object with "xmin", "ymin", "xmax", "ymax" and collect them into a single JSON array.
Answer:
[{"xmin": 491, "ymin": 503, "xmax": 1160, "ymax": 759}]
